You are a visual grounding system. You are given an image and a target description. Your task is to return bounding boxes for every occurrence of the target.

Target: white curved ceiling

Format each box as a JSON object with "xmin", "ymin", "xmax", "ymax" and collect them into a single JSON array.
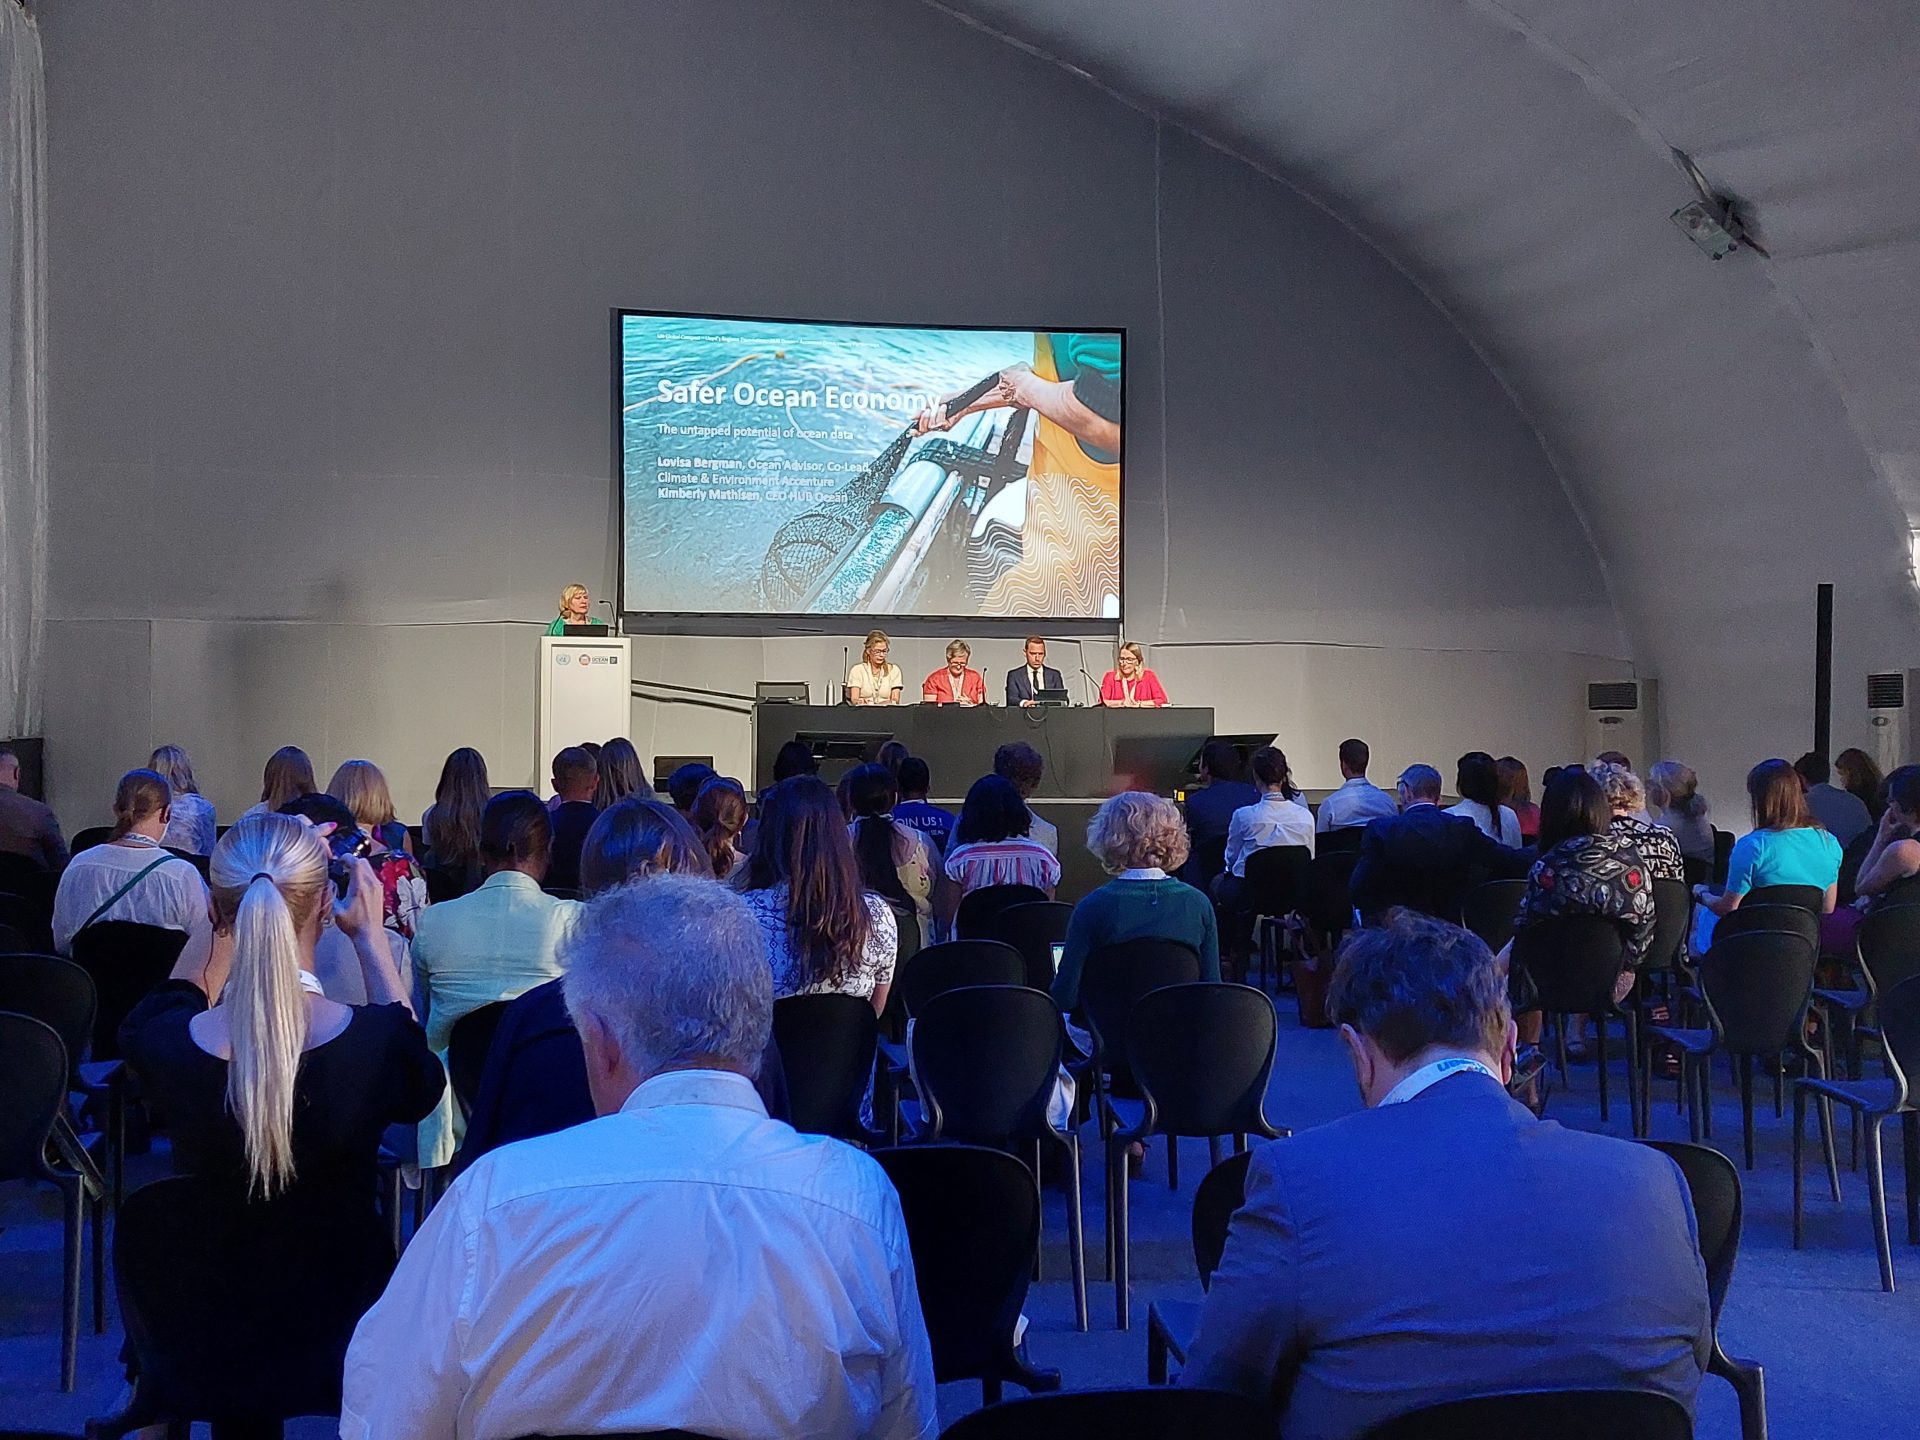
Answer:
[{"xmin": 932, "ymin": 0, "xmax": 1920, "ymax": 760}]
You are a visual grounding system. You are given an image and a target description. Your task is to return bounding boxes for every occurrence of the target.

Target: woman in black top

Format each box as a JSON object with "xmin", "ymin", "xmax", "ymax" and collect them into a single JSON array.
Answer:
[{"xmin": 120, "ymin": 813, "xmax": 443, "ymax": 1395}]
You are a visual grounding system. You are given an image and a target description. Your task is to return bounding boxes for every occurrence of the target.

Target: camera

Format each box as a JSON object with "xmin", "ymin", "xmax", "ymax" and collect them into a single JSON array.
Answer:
[{"xmin": 326, "ymin": 825, "xmax": 374, "ymax": 898}]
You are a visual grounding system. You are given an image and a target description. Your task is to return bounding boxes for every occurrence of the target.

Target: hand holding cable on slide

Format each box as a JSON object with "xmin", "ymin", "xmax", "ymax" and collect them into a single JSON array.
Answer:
[{"xmin": 912, "ymin": 367, "xmax": 1029, "ymax": 435}]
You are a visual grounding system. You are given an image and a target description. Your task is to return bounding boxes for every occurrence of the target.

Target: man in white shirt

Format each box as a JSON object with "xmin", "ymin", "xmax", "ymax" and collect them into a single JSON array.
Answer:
[
  {"xmin": 1315, "ymin": 739, "xmax": 1399, "ymax": 835},
  {"xmin": 341, "ymin": 874, "xmax": 938, "ymax": 1440}
]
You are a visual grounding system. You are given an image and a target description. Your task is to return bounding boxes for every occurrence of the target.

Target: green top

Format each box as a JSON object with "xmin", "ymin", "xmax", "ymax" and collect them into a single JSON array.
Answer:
[
  {"xmin": 1050, "ymin": 331, "xmax": 1122, "ymax": 383},
  {"xmin": 1052, "ymin": 875, "xmax": 1219, "ymax": 1011},
  {"xmin": 545, "ymin": 616, "xmax": 570, "ymax": 636}
]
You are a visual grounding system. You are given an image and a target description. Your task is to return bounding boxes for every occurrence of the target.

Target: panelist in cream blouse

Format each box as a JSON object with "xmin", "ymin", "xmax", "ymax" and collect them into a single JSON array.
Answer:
[{"xmin": 846, "ymin": 629, "xmax": 904, "ymax": 706}]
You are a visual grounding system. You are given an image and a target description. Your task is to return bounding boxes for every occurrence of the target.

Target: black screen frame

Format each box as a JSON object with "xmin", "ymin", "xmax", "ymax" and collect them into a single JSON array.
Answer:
[{"xmin": 610, "ymin": 306, "xmax": 1126, "ymax": 636}]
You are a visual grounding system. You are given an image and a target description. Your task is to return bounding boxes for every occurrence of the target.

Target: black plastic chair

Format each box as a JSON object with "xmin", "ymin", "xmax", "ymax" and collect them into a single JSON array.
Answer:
[
  {"xmin": 1684, "ymin": 854, "xmax": 1713, "ymax": 891},
  {"xmin": 1146, "ymin": 1148, "xmax": 1254, "ymax": 1383},
  {"xmin": 1108, "ymin": 983, "xmax": 1284, "ymax": 1329},
  {"xmin": 1745, "ymin": 883, "xmax": 1826, "ymax": 916},
  {"xmin": 1317, "ymin": 824, "xmax": 1365, "ymax": 854},
  {"xmin": 1713, "ymin": 828, "xmax": 1734, "ymax": 886},
  {"xmin": 1300, "ymin": 851, "xmax": 1359, "ymax": 951},
  {"xmin": 1815, "ymin": 903, "xmax": 1920, "ymax": 1100},
  {"xmin": 423, "ymin": 863, "xmax": 479, "ymax": 904},
  {"xmin": 1648, "ymin": 878, "xmax": 1692, "ymax": 972},
  {"xmin": 897, "ymin": 940, "xmax": 1026, "ymax": 1019},
  {"xmin": 956, "ymin": 883, "xmax": 1050, "ymax": 941},
  {"xmin": 1462, "ymin": 879, "xmax": 1528, "ymax": 953},
  {"xmin": 936, "ymin": 1386, "xmax": 1271, "ymax": 1439},
  {"xmin": 772, "ymin": 992, "xmax": 878, "ymax": 1141},
  {"xmin": 68, "ymin": 920, "xmax": 188, "ymax": 1061},
  {"xmin": 874, "ymin": 1144, "xmax": 1060, "ymax": 1405},
  {"xmin": 1645, "ymin": 927, "xmax": 1833, "ymax": 1173},
  {"xmin": 0, "ymin": 920, "xmax": 25, "ymax": 953},
  {"xmin": 0, "ymin": 952, "xmax": 130, "ymax": 1208},
  {"xmin": 0, "ymin": 889, "xmax": 52, "ymax": 950},
  {"xmin": 910, "ymin": 984, "xmax": 1087, "ymax": 1330},
  {"xmin": 0, "ymin": 1012, "xmax": 105, "ymax": 1391},
  {"xmin": 70, "ymin": 825, "xmax": 114, "ymax": 856},
  {"xmin": 1075, "ymin": 939, "xmax": 1203, "ymax": 1180},
  {"xmin": 447, "ymin": 1000, "xmax": 510, "ymax": 1118},
  {"xmin": 1183, "ymin": 833, "xmax": 1229, "ymax": 895},
  {"xmin": 0, "ymin": 851, "xmax": 54, "ymax": 902},
  {"xmin": 1641, "ymin": 1140, "xmax": 1768, "ymax": 1440},
  {"xmin": 1360, "ymin": 1388, "xmax": 1692, "ymax": 1439},
  {"xmin": 87, "ymin": 1174, "xmax": 396, "ymax": 1435},
  {"xmin": 1511, "ymin": 913, "xmax": 1640, "ymax": 1132},
  {"xmin": 1241, "ymin": 844, "xmax": 1311, "ymax": 988},
  {"xmin": 1794, "ymin": 973, "xmax": 1920, "ymax": 1292},
  {"xmin": 989, "ymin": 901, "xmax": 1074, "ymax": 992}
]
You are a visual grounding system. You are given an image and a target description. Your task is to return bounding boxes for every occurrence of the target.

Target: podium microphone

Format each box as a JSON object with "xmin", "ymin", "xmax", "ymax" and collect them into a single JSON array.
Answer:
[{"xmin": 843, "ymin": 645, "xmax": 852, "ymax": 706}]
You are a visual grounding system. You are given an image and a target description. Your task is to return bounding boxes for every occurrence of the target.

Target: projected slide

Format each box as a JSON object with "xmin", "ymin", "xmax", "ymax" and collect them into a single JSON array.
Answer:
[{"xmin": 618, "ymin": 311, "xmax": 1122, "ymax": 619}]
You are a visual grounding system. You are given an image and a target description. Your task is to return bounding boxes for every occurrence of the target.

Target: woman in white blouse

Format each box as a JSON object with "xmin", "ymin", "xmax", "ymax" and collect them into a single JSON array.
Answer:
[
  {"xmin": 1445, "ymin": 750, "xmax": 1524, "ymax": 847},
  {"xmin": 53, "ymin": 769, "xmax": 212, "ymax": 965},
  {"xmin": 846, "ymin": 630, "xmax": 903, "ymax": 706}
]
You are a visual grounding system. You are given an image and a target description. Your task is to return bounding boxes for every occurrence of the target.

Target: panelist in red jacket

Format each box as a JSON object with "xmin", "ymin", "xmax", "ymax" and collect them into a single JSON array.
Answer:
[
  {"xmin": 1099, "ymin": 641, "xmax": 1170, "ymax": 708},
  {"xmin": 921, "ymin": 640, "xmax": 987, "ymax": 707}
]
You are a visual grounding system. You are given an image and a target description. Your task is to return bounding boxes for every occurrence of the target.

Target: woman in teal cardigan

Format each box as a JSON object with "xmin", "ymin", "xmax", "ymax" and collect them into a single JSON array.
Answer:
[
  {"xmin": 545, "ymin": 582, "xmax": 591, "ymax": 634},
  {"xmin": 1053, "ymin": 790, "xmax": 1219, "ymax": 1011}
]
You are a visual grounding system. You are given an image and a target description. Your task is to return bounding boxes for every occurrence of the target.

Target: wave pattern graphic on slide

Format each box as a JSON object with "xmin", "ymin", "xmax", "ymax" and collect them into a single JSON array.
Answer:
[{"xmin": 981, "ymin": 469, "xmax": 1119, "ymax": 617}]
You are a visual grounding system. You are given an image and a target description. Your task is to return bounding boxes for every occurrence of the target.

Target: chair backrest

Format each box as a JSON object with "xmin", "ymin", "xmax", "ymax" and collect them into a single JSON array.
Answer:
[
  {"xmin": 1699, "ymin": 927, "xmax": 1817, "ymax": 1055},
  {"xmin": 1640, "ymin": 1139, "xmax": 1740, "ymax": 1323},
  {"xmin": 0, "ymin": 951, "xmax": 96, "ymax": 1077},
  {"xmin": 1077, "ymin": 938, "xmax": 1201, "ymax": 1071},
  {"xmin": 934, "ymin": 1386, "xmax": 1274, "ymax": 1440},
  {"xmin": 1682, "ymin": 855, "xmax": 1712, "ymax": 891},
  {"xmin": 1301, "ymin": 852, "xmax": 1360, "ymax": 939},
  {"xmin": 1875, "ymin": 975, "xmax": 1920, "ymax": 1112},
  {"xmin": 1745, "ymin": 883, "xmax": 1825, "ymax": 916},
  {"xmin": 989, "ymin": 901, "xmax": 1074, "ymax": 992},
  {"xmin": 873, "ymin": 1144, "xmax": 1038, "ymax": 1387},
  {"xmin": 1127, "ymin": 983, "xmax": 1280, "ymax": 1139},
  {"xmin": 423, "ymin": 863, "xmax": 478, "ymax": 904},
  {"xmin": 1186, "ymin": 833, "xmax": 1229, "ymax": 891},
  {"xmin": 1462, "ymin": 879, "xmax": 1528, "ymax": 953},
  {"xmin": 1318, "ymin": 825, "xmax": 1366, "ymax": 854},
  {"xmin": 70, "ymin": 824, "xmax": 114, "ymax": 856},
  {"xmin": 1240, "ymin": 844, "xmax": 1312, "ymax": 916},
  {"xmin": 911, "ymin": 986, "xmax": 1061, "ymax": 1144},
  {"xmin": 1713, "ymin": 902, "xmax": 1818, "ymax": 955},
  {"xmin": 0, "ymin": 920, "xmax": 25, "ymax": 954},
  {"xmin": 0, "ymin": 1011, "xmax": 66, "ymax": 1184},
  {"xmin": 1510, "ymin": 914, "xmax": 1631, "ymax": 1014},
  {"xmin": 69, "ymin": 920, "xmax": 189, "ymax": 1060},
  {"xmin": 1647, "ymin": 878, "xmax": 1691, "ymax": 971},
  {"xmin": 1192, "ymin": 1148, "xmax": 1254, "ymax": 1289},
  {"xmin": 113, "ymin": 1174, "xmax": 394, "ymax": 1423},
  {"xmin": 1360, "ymin": 1388, "xmax": 1693, "ymax": 1440},
  {"xmin": 897, "ymin": 940, "xmax": 1026, "ymax": 1019},
  {"xmin": 1858, "ymin": 903, "xmax": 1920, "ymax": 996},
  {"xmin": 447, "ymin": 1000, "xmax": 510, "ymax": 1116},
  {"xmin": 1712, "ymin": 828, "xmax": 1734, "ymax": 886},
  {"xmin": 0, "ymin": 851, "xmax": 52, "ymax": 896},
  {"xmin": 165, "ymin": 847, "xmax": 212, "ymax": 880},
  {"xmin": 771, "ymin": 993, "xmax": 877, "ymax": 1139},
  {"xmin": 956, "ymin": 883, "xmax": 1050, "ymax": 940}
]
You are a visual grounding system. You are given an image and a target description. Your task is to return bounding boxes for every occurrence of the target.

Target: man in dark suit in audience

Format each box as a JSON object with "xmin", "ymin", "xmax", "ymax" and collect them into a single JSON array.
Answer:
[
  {"xmin": 1005, "ymin": 635, "xmax": 1066, "ymax": 707},
  {"xmin": 1348, "ymin": 763, "xmax": 1527, "ymax": 922},
  {"xmin": 543, "ymin": 747, "xmax": 599, "ymax": 893},
  {"xmin": 0, "ymin": 746, "xmax": 67, "ymax": 871},
  {"xmin": 1183, "ymin": 911, "xmax": 1710, "ymax": 1438},
  {"xmin": 1180, "ymin": 739, "xmax": 1260, "ymax": 886}
]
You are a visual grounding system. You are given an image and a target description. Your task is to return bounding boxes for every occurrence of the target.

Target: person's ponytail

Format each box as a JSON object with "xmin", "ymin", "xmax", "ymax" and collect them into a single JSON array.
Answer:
[{"xmin": 225, "ymin": 872, "xmax": 308, "ymax": 1197}]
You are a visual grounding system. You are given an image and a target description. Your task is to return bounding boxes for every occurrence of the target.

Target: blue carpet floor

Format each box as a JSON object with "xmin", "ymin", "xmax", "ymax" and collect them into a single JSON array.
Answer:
[{"xmin": 3, "ymin": 995, "xmax": 1914, "ymax": 1436}]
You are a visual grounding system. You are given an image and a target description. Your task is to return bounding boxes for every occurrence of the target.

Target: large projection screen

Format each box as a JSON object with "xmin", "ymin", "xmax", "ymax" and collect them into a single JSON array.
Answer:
[{"xmin": 616, "ymin": 310, "xmax": 1124, "ymax": 623}]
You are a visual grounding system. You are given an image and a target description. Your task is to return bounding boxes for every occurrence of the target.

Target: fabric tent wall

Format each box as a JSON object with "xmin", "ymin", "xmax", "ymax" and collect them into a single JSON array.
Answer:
[{"xmin": 34, "ymin": 0, "xmax": 1620, "ymax": 824}]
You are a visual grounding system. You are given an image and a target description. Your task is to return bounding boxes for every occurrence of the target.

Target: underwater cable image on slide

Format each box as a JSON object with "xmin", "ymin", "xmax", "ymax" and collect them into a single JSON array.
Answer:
[{"xmin": 618, "ymin": 311, "xmax": 1122, "ymax": 619}]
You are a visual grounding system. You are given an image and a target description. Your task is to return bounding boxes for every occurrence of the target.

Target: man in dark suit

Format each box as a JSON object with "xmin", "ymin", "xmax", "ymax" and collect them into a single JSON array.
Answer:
[
  {"xmin": 1180, "ymin": 740, "xmax": 1259, "ymax": 887},
  {"xmin": 1184, "ymin": 911, "xmax": 1710, "ymax": 1438},
  {"xmin": 1348, "ymin": 763, "xmax": 1528, "ymax": 922},
  {"xmin": 1004, "ymin": 635, "xmax": 1066, "ymax": 707},
  {"xmin": 543, "ymin": 747, "xmax": 600, "ymax": 893}
]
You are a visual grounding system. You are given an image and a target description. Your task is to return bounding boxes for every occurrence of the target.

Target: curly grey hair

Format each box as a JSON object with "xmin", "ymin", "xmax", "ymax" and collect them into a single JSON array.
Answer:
[{"xmin": 1588, "ymin": 760, "xmax": 1645, "ymax": 815}]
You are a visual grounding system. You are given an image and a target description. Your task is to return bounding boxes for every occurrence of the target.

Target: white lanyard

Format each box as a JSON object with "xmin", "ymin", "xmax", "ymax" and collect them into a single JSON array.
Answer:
[{"xmin": 1380, "ymin": 1056, "xmax": 1498, "ymax": 1106}]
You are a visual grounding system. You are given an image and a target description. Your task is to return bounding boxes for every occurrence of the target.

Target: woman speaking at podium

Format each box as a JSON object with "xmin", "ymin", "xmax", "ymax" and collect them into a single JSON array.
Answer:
[
  {"xmin": 545, "ymin": 583, "xmax": 591, "ymax": 635},
  {"xmin": 1099, "ymin": 641, "xmax": 1170, "ymax": 708}
]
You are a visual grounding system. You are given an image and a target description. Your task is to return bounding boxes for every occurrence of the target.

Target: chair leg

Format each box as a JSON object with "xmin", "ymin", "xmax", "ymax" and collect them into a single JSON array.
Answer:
[
  {"xmin": 1626, "ymin": 1008, "xmax": 1644, "ymax": 1138},
  {"xmin": 109, "ymin": 1080, "xmax": 126, "ymax": 1213},
  {"xmin": 90, "ymin": 1177, "xmax": 105, "ymax": 1333},
  {"xmin": 1114, "ymin": 1133, "xmax": 1132, "ymax": 1331},
  {"xmin": 1792, "ymin": 1087, "xmax": 1806, "ymax": 1248},
  {"xmin": 1064, "ymin": 1133, "xmax": 1088, "ymax": 1332},
  {"xmin": 1554, "ymin": 1016, "xmax": 1569, "ymax": 1085},
  {"xmin": 1031, "ymin": 1140, "xmax": 1045, "ymax": 1283},
  {"xmin": 1711, "ymin": 1344, "xmax": 1769, "ymax": 1440},
  {"xmin": 1866, "ymin": 1118, "xmax": 1896, "ymax": 1292},
  {"xmin": 61, "ymin": 1177, "xmax": 81, "ymax": 1392},
  {"xmin": 1209, "ymin": 1135, "xmax": 1223, "ymax": 1172},
  {"xmin": 1166, "ymin": 1135, "xmax": 1179, "ymax": 1192},
  {"xmin": 385, "ymin": 1167, "xmax": 404, "ymax": 1255},
  {"xmin": 1903, "ymin": 1112, "xmax": 1919, "ymax": 1247},
  {"xmin": 1699, "ymin": 1054, "xmax": 1714, "ymax": 1140},
  {"xmin": 1773, "ymin": 1063, "xmax": 1784, "ymax": 1118},
  {"xmin": 1809, "ymin": 1054, "xmax": 1841, "ymax": 1202},
  {"xmin": 1596, "ymin": 1016, "xmax": 1610, "ymax": 1122},
  {"xmin": 1740, "ymin": 1055, "xmax": 1755, "ymax": 1171}
]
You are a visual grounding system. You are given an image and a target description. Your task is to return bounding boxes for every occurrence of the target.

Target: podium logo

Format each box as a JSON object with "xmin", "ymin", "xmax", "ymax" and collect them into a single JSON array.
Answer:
[{"xmin": 555, "ymin": 653, "xmax": 572, "ymax": 666}]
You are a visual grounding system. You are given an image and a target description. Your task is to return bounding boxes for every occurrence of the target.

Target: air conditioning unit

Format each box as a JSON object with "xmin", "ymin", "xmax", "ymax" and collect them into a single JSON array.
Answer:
[
  {"xmin": 1866, "ymin": 672, "xmax": 1919, "ymax": 775},
  {"xmin": 1584, "ymin": 679, "xmax": 1659, "ymax": 767}
]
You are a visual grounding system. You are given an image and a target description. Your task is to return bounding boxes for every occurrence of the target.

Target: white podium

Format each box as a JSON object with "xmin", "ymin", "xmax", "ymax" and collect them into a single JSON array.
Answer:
[{"xmin": 537, "ymin": 635, "xmax": 633, "ymax": 794}]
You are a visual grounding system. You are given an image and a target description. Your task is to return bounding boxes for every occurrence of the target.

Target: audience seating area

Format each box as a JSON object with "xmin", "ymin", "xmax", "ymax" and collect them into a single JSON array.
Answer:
[{"xmin": 2, "ymin": 736, "xmax": 1918, "ymax": 1439}]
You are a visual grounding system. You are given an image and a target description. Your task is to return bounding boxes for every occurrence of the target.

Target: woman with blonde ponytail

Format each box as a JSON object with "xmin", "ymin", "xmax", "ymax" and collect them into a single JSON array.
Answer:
[{"xmin": 121, "ymin": 813, "xmax": 444, "ymax": 1207}]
